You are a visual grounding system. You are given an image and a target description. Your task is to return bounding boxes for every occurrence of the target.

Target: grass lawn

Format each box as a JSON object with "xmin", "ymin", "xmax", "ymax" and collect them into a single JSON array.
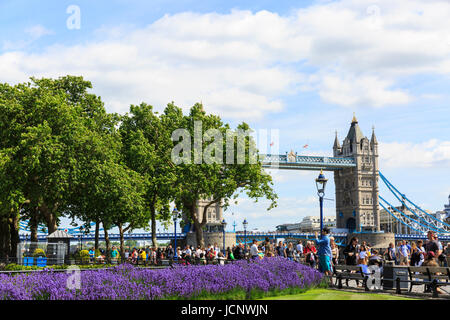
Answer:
[{"xmin": 260, "ymin": 288, "xmax": 416, "ymax": 300}]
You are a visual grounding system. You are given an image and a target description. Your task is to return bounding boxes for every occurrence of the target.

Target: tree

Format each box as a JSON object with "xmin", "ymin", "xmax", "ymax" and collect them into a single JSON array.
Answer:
[
  {"xmin": 120, "ymin": 103, "xmax": 176, "ymax": 248},
  {"xmin": 70, "ymin": 159, "xmax": 147, "ymax": 260},
  {"xmin": 0, "ymin": 76, "xmax": 115, "ymax": 239}
]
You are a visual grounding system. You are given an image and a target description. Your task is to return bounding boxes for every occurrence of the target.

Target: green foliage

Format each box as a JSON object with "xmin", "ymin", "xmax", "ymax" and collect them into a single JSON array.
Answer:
[
  {"xmin": 33, "ymin": 248, "xmax": 46, "ymax": 257},
  {"xmin": 164, "ymin": 103, "xmax": 278, "ymax": 246},
  {"xmin": 0, "ymin": 75, "xmax": 278, "ymax": 256},
  {"xmin": 79, "ymin": 250, "xmax": 90, "ymax": 260},
  {"xmin": 124, "ymin": 240, "xmax": 138, "ymax": 247}
]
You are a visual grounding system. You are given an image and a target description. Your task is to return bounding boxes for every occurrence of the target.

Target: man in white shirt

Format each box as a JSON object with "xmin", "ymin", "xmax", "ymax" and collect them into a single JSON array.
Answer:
[
  {"xmin": 398, "ymin": 240, "xmax": 410, "ymax": 265},
  {"xmin": 250, "ymin": 239, "xmax": 259, "ymax": 259},
  {"xmin": 296, "ymin": 241, "xmax": 303, "ymax": 257},
  {"xmin": 214, "ymin": 243, "xmax": 220, "ymax": 258}
]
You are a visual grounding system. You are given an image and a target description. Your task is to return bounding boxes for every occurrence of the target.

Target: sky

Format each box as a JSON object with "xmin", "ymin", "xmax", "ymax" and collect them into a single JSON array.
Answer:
[{"xmin": 1, "ymin": 0, "xmax": 449, "ymax": 234}]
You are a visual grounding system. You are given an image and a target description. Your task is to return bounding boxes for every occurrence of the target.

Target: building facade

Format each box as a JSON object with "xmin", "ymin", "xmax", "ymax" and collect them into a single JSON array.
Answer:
[
  {"xmin": 379, "ymin": 205, "xmax": 432, "ymax": 234},
  {"xmin": 276, "ymin": 216, "xmax": 336, "ymax": 233},
  {"xmin": 333, "ymin": 115, "xmax": 380, "ymax": 232},
  {"xmin": 183, "ymin": 197, "xmax": 224, "ymax": 232},
  {"xmin": 444, "ymin": 195, "xmax": 450, "ymax": 221}
]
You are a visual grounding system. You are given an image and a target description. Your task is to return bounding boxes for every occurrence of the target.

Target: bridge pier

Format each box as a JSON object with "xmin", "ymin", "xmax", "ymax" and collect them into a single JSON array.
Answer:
[
  {"xmin": 186, "ymin": 232, "xmax": 236, "ymax": 249},
  {"xmin": 347, "ymin": 232, "xmax": 395, "ymax": 249}
]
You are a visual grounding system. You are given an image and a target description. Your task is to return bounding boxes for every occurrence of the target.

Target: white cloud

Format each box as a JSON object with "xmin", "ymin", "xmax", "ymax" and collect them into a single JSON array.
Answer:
[
  {"xmin": 1, "ymin": 1, "xmax": 450, "ymax": 117},
  {"xmin": 379, "ymin": 139, "xmax": 450, "ymax": 168},
  {"xmin": 25, "ymin": 25, "xmax": 53, "ymax": 39},
  {"xmin": 2, "ymin": 25, "xmax": 53, "ymax": 51},
  {"xmin": 318, "ymin": 74, "xmax": 412, "ymax": 107}
]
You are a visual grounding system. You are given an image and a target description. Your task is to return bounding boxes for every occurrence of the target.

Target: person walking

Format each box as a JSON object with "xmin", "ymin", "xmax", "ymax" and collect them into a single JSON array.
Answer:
[
  {"xmin": 343, "ymin": 237, "xmax": 358, "ymax": 266},
  {"xmin": 296, "ymin": 241, "xmax": 304, "ymax": 261},
  {"xmin": 410, "ymin": 242, "xmax": 421, "ymax": 267},
  {"xmin": 286, "ymin": 242, "xmax": 295, "ymax": 261},
  {"xmin": 386, "ymin": 242, "xmax": 397, "ymax": 265},
  {"xmin": 264, "ymin": 238, "xmax": 273, "ymax": 257},
  {"xmin": 398, "ymin": 240, "xmax": 410, "ymax": 265},
  {"xmin": 250, "ymin": 240, "xmax": 259, "ymax": 259},
  {"xmin": 276, "ymin": 241, "xmax": 286, "ymax": 258},
  {"xmin": 303, "ymin": 241, "xmax": 317, "ymax": 268},
  {"xmin": 425, "ymin": 231, "xmax": 441, "ymax": 264},
  {"xmin": 315, "ymin": 227, "xmax": 332, "ymax": 276},
  {"xmin": 165, "ymin": 244, "xmax": 174, "ymax": 264},
  {"xmin": 330, "ymin": 237, "xmax": 339, "ymax": 266}
]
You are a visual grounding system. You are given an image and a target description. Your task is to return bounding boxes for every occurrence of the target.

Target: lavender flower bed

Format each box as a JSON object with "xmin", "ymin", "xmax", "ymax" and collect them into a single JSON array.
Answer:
[{"xmin": 0, "ymin": 257, "xmax": 323, "ymax": 300}]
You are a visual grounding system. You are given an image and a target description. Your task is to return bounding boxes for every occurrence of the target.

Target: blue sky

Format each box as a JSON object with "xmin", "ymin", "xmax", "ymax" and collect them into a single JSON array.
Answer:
[{"xmin": 1, "ymin": 0, "xmax": 449, "ymax": 233}]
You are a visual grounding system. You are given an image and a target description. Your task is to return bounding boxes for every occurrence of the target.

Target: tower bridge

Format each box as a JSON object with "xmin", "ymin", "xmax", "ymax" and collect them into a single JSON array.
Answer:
[
  {"xmin": 20, "ymin": 116, "xmax": 449, "ymax": 247},
  {"xmin": 262, "ymin": 114, "xmax": 381, "ymax": 234}
]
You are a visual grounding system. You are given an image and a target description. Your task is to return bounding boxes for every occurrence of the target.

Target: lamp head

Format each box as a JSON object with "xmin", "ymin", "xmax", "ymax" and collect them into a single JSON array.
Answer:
[
  {"xmin": 172, "ymin": 207, "xmax": 179, "ymax": 221},
  {"xmin": 315, "ymin": 169, "xmax": 328, "ymax": 196}
]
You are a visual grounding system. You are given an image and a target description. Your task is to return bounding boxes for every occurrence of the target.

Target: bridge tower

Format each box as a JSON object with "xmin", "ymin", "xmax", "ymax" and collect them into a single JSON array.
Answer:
[{"xmin": 333, "ymin": 115, "xmax": 380, "ymax": 232}]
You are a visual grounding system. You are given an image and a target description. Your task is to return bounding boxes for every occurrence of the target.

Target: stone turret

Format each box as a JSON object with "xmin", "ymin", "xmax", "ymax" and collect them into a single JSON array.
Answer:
[
  {"xmin": 334, "ymin": 115, "xmax": 380, "ymax": 232},
  {"xmin": 333, "ymin": 131, "xmax": 341, "ymax": 156}
]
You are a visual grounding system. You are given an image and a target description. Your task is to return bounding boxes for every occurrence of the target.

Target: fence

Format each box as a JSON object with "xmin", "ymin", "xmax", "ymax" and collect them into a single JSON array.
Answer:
[{"xmin": 16, "ymin": 242, "xmax": 67, "ymax": 266}]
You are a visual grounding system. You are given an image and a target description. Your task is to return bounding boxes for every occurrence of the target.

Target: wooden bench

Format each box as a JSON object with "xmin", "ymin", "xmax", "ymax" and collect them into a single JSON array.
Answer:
[
  {"xmin": 333, "ymin": 265, "xmax": 369, "ymax": 291},
  {"xmin": 137, "ymin": 258, "xmax": 148, "ymax": 266},
  {"xmin": 160, "ymin": 259, "xmax": 171, "ymax": 266},
  {"xmin": 407, "ymin": 266, "xmax": 450, "ymax": 297}
]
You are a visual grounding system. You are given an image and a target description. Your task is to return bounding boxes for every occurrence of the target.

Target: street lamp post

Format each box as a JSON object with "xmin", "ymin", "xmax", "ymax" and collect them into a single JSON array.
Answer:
[
  {"xmin": 173, "ymin": 207, "xmax": 179, "ymax": 261},
  {"xmin": 221, "ymin": 219, "xmax": 227, "ymax": 252},
  {"xmin": 315, "ymin": 169, "xmax": 328, "ymax": 235},
  {"xmin": 243, "ymin": 219, "xmax": 248, "ymax": 255}
]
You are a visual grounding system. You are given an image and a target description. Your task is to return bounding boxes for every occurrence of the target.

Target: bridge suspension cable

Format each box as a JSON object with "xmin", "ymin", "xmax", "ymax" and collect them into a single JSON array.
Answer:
[
  {"xmin": 379, "ymin": 175, "xmax": 444, "ymax": 233},
  {"xmin": 379, "ymin": 171, "xmax": 450, "ymax": 234},
  {"xmin": 379, "ymin": 196, "xmax": 428, "ymax": 234}
]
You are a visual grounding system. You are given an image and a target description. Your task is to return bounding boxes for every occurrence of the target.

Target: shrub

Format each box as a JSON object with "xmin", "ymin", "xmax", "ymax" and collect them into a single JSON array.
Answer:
[
  {"xmin": 0, "ymin": 257, "xmax": 323, "ymax": 300},
  {"xmin": 33, "ymin": 249, "xmax": 46, "ymax": 258},
  {"xmin": 78, "ymin": 250, "xmax": 90, "ymax": 259}
]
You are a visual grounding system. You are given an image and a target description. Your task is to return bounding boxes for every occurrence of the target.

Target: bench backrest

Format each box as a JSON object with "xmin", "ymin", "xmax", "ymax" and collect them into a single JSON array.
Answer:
[
  {"xmin": 407, "ymin": 266, "xmax": 428, "ymax": 274},
  {"xmin": 335, "ymin": 265, "xmax": 361, "ymax": 272},
  {"xmin": 408, "ymin": 266, "xmax": 450, "ymax": 281},
  {"xmin": 427, "ymin": 267, "xmax": 450, "ymax": 280}
]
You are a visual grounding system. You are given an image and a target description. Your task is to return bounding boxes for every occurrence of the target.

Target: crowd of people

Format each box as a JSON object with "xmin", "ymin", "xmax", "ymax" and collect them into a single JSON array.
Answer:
[{"xmin": 82, "ymin": 230, "xmax": 449, "ymax": 273}]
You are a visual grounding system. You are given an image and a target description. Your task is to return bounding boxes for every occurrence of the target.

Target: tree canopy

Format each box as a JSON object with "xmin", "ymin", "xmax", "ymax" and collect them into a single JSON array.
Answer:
[{"xmin": 0, "ymin": 76, "xmax": 277, "ymax": 258}]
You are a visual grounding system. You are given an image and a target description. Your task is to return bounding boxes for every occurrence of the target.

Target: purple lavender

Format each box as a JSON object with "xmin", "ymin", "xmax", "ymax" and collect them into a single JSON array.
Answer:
[{"xmin": 0, "ymin": 257, "xmax": 322, "ymax": 300}]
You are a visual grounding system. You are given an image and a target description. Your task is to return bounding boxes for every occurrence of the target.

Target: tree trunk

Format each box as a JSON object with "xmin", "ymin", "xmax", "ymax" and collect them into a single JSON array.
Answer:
[
  {"xmin": 103, "ymin": 222, "xmax": 111, "ymax": 264},
  {"xmin": 29, "ymin": 211, "xmax": 39, "ymax": 254},
  {"xmin": 194, "ymin": 220, "xmax": 205, "ymax": 248},
  {"xmin": 0, "ymin": 217, "xmax": 9, "ymax": 260},
  {"xmin": 118, "ymin": 223, "xmax": 125, "ymax": 260},
  {"xmin": 8, "ymin": 214, "xmax": 20, "ymax": 259},
  {"xmin": 150, "ymin": 205, "xmax": 157, "ymax": 248},
  {"xmin": 40, "ymin": 204, "xmax": 58, "ymax": 234},
  {"xmin": 94, "ymin": 220, "xmax": 100, "ymax": 250},
  {"xmin": 4, "ymin": 219, "xmax": 11, "ymax": 261},
  {"xmin": 191, "ymin": 201, "xmax": 205, "ymax": 247}
]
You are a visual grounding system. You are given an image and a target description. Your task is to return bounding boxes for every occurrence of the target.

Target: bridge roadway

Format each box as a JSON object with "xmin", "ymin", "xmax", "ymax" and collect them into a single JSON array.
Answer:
[
  {"xmin": 260, "ymin": 154, "xmax": 356, "ymax": 171},
  {"xmin": 19, "ymin": 232, "xmax": 450, "ymax": 243}
]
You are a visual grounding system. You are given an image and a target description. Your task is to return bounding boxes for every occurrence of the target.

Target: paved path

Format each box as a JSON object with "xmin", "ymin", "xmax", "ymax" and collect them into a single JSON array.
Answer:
[{"xmin": 331, "ymin": 278, "xmax": 450, "ymax": 299}]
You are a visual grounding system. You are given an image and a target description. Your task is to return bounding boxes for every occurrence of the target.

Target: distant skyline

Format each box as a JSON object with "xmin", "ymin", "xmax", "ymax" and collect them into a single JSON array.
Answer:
[{"xmin": 2, "ymin": 0, "xmax": 449, "ymax": 233}]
